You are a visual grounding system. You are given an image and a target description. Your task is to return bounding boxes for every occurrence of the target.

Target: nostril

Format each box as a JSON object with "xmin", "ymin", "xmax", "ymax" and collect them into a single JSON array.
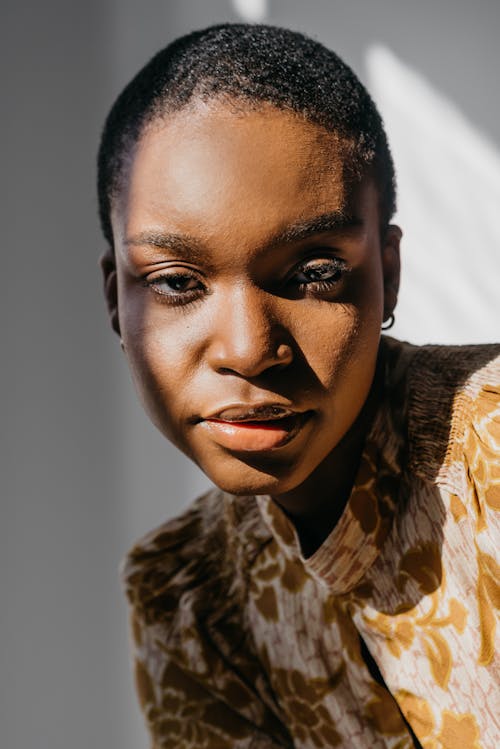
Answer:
[
  {"xmin": 212, "ymin": 339, "xmax": 294, "ymax": 377},
  {"xmin": 207, "ymin": 289, "xmax": 294, "ymax": 377}
]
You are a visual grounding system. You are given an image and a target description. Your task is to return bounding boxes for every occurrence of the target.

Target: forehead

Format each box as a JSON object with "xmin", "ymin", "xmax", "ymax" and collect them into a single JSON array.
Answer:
[{"xmin": 113, "ymin": 102, "xmax": 362, "ymax": 248}]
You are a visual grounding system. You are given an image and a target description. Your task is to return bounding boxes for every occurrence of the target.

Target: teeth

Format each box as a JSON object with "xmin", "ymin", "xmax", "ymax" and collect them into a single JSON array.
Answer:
[{"xmin": 215, "ymin": 405, "xmax": 294, "ymax": 422}]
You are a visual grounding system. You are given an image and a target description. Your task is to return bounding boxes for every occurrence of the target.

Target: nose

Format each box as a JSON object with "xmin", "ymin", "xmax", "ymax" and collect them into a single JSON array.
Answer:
[{"xmin": 206, "ymin": 285, "xmax": 294, "ymax": 377}]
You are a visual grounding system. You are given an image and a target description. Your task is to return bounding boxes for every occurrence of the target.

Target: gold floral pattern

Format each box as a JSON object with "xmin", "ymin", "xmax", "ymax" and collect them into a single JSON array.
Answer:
[
  {"xmin": 364, "ymin": 564, "xmax": 469, "ymax": 690},
  {"xmin": 395, "ymin": 692, "xmax": 484, "ymax": 749},
  {"xmin": 122, "ymin": 338, "xmax": 500, "ymax": 748},
  {"xmin": 475, "ymin": 544, "xmax": 500, "ymax": 666},
  {"xmin": 437, "ymin": 710, "xmax": 482, "ymax": 749},
  {"xmin": 459, "ymin": 383, "xmax": 500, "ymax": 668}
]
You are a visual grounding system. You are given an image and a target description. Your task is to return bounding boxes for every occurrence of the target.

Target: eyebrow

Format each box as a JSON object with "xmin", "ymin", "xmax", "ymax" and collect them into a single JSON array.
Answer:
[
  {"xmin": 124, "ymin": 210, "xmax": 363, "ymax": 260},
  {"xmin": 268, "ymin": 210, "xmax": 364, "ymax": 246},
  {"xmin": 124, "ymin": 231, "xmax": 208, "ymax": 264}
]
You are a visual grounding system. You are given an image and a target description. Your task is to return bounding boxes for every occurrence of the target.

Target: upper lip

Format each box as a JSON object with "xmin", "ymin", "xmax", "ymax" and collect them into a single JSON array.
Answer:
[{"xmin": 202, "ymin": 402, "xmax": 302, "ymax": 422}]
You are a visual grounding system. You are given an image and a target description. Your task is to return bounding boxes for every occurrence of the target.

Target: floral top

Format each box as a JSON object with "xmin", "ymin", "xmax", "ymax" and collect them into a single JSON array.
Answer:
[{"xmin": 121, "ymin": 337, "xmax": 500, "ymax": 749}]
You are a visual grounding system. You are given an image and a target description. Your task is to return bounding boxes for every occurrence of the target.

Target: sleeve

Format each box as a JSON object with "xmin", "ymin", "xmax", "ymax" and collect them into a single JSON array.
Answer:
[
  {"xmin": 460, "ymin": 378, "xmax": 500, "ymax": 667},
  {"xmin": 121, "ymin": 495, "xmax": 293, "ymax": 749},
  {"xmin": 462, "ymin": 381, "xmax": 500, "ymax": 524}
]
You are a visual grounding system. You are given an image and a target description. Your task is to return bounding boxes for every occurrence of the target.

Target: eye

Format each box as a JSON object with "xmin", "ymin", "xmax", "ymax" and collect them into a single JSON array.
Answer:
[
  {"xmin": 143, "ymin": 270, "xmax": 206, "ymax": 304},
  {"xmin": 291, "ymin": 257, "xmax": 348, "ymax": 292}
]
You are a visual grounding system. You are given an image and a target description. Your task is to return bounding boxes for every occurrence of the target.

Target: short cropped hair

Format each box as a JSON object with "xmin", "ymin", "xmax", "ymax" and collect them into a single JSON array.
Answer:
[{"xmin": 97, "ymin": 23, "xmax": 396, "ymax": 247}]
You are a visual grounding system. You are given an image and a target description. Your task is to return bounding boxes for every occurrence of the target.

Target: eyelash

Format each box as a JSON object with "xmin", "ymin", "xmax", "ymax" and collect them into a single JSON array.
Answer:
[
  {"xmin": 292, "ymin": 257, "xmax": 348, "ymax": 292},
  {"xmin": 142, "ymin": 272, "xmax": 206, "ymax": 305},
  {"xmin": 144, "ymin": 257, "xmax": 349, "ymax": 305}
]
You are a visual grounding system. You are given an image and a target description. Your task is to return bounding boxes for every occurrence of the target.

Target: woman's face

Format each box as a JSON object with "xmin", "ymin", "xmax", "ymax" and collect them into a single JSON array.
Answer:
[{"xmin": 106, "ymin": 102, "xmax": 400, "ymax": 500}]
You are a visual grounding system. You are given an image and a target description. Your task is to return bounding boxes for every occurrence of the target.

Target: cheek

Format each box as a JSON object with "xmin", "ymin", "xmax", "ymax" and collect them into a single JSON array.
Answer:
[
  {"xmin": 307, "ymin": 308, "xmax": 378, "ymax": 400},
  {"xmin": 119, "ymin": 292, "xmax": 201, "ymax": 441},
  {"xmin": 303, "ymin": 268, "xmax": 383, "ymax": 387},
  {"xmin": 345, "ymin": 264, "xmax": 385, "ymax": 379},
  {"xmin": 361, "ymin": 254, "xmax": 385, "ymax": 318}
]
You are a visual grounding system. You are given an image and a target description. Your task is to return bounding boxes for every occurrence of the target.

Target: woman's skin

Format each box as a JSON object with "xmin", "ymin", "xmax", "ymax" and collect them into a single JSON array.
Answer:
[{"xmin": 102, "ymin": 100, "xmax": 401, "ymax": 552}]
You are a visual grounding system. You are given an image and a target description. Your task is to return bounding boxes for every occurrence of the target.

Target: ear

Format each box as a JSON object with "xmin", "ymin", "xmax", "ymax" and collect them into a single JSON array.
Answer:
[
  {"xmin": 381, "ymin": 224, "xmax": 401, "ymax": 323},
  {"xmin": 99, "ymin": 249, "xmax": 121, "ymax": 336}
]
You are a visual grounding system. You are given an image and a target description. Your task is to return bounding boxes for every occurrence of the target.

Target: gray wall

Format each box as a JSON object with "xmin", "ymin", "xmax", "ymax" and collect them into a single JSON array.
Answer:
[{"xmin": 3, "ymin": 2, "xmax": 499, "ymax": 748}]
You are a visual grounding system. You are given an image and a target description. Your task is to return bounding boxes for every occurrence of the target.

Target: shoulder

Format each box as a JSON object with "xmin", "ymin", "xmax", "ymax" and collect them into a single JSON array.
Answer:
[
  {"xmin": 120, "ymin": 487, "xmax": 272, "ymax": 626},
  {"xmin": 120, "ymin": 490, "xmax": 292, "ymax": 748},
  {"xmin": 383, "ymin": 335, "xmax": 500, "ymax": 390},
  {"xmin": 382, "ymin": 336, "xmax": 500, "ymax": 487}
]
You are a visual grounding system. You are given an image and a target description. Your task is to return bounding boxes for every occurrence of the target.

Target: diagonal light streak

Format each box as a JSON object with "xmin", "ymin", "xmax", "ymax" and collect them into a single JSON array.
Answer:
[{"xmin": 368, "ymin": 46, "xmax": 500, "ymax": 344}]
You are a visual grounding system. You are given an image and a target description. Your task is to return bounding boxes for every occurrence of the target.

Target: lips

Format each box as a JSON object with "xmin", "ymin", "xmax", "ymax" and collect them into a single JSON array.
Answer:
[
  {"xmin": 208, "ymin": 404, "xmax": 296, "ymax": 422},
  {"xmin": 199, "ymin": 403, "xmax": 311, "ymax": 452}
]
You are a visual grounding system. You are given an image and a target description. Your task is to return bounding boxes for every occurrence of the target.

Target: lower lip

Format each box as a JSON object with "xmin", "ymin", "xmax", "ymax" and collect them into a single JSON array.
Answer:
[{"xmin": 201, "ymin": 414, "xmax": 309, "ymax": 452}]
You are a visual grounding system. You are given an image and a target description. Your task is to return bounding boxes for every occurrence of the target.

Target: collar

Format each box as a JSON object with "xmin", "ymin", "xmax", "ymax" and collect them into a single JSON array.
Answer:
[{"xmin": 257, "ymin": 338, "xmax": 406, "ymax": 594}]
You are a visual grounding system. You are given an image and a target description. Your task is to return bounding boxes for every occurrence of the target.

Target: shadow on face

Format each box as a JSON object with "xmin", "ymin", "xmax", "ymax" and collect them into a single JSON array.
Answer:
[{"xmin": 101, "ymin": 101, "xmax": 401, "ymax": 507}]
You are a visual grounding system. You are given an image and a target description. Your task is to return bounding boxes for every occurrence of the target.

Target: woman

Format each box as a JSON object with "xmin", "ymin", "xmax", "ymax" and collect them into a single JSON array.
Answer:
[{"xmin": 99, "ymin": 24, "xmax": 500, "ymax": 749}]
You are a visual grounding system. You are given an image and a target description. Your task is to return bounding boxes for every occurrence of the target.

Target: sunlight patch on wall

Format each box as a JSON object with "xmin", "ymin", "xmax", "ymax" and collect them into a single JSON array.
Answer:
[
  {"xmin": 232, "ymin": 0, "xmax": 268, "ymax": 23},
  {"xmin": 367, "ymin": 46, "xmax": 500, "ymax": 344}
]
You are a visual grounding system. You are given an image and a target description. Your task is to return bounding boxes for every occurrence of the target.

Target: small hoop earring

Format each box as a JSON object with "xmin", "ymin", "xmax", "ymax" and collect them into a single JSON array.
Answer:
[
  {"xmin": 276, "ymin": 343, "xmax": 293, "ymax": 361},
  {"xmin": 381, "ymin": 313, "xmax": 395, "ymax": 331},
  {"xmin": 120, "ymin": 339, "xmax": 126, "ymax": 352}
]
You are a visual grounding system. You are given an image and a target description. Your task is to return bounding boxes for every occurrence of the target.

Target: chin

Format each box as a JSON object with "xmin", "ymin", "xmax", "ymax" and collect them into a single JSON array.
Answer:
[
  {"xmin": 209, "ymin": 468, "xmax": 285, "ymax": 497},
  {"xmin": 201, "ymin": 453, "xmax": 314, "ymax": 498}
]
